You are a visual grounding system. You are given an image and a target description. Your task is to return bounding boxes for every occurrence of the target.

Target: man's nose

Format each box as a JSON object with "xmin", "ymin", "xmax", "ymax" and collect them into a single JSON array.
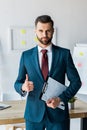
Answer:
[{"xmin": 43, "ymin": 31, "xmax": 47, "ymax": 37}]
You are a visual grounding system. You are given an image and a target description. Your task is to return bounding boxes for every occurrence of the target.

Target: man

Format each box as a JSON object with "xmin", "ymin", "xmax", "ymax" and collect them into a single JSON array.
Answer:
[{"xmin": 14, "ymin": 15, "xmax": 81, "ymax": 130}]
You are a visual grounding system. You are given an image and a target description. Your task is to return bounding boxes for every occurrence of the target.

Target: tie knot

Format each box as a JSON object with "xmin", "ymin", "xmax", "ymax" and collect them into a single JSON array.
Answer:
[{"xmin": 41, "ymin": 49, "xmax": 47, "ymax": 55}]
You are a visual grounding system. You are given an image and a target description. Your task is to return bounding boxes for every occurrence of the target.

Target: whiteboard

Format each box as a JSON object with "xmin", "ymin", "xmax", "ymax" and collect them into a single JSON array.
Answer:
[
  {"xmin": 9, "ymin": 26, "xmax": 57, "ymax": 52},
  {"xmin": 73, "ymin": 44, "xmax": 87, "ymax": 94}
]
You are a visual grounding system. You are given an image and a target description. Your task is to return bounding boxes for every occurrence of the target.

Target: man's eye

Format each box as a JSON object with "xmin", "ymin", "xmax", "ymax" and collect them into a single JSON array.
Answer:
[
  {"xmin": 39, "ymin": 30, "xmax": 43, "ymax": 32},
  {"xmin": 47, "ymin": 30, "xmax": 52, "ymax": 33}
]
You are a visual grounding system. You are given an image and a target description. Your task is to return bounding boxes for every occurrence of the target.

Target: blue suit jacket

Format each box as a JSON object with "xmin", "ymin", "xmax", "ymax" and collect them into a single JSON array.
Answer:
[{"xmin": 14, "ymin": 44, "xmax": 81, "ymax": 123}]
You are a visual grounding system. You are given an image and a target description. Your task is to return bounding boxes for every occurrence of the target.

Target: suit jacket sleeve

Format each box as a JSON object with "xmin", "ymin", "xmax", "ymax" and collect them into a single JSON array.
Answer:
[
  {"xmin": 14, "ymin": 52, "xmax": 27, "ymax": 96},
  {"xmin": 59, "ymin": 50, "xmax": 81, "ymax": 103}
]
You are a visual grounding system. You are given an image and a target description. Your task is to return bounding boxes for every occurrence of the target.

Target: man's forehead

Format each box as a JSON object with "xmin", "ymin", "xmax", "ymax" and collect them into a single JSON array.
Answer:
[{"xmin": 36, "ymin": 22, "xmax": 52, "ymax": 29}]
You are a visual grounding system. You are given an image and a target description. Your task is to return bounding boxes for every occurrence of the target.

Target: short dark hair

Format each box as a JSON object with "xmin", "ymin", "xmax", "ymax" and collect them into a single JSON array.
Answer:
[{"xmin": 35, "ymin": 15, "xmax": 54, "ymax": 27}]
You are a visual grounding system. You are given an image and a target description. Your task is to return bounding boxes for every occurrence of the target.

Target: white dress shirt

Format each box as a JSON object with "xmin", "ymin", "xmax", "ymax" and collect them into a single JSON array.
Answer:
[{"xmin": 38, "ymin": 44, "xmax": 52, "ymax": 72}]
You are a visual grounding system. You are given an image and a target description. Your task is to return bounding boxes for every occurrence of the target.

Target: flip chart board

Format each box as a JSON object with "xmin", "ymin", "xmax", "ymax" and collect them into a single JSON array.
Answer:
[{"xmin": 73, "ymin": 44, "xmax": 87, "ymax": 94}]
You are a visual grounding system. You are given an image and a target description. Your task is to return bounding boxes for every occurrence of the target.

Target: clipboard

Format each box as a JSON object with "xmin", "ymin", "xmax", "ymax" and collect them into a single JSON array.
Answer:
[{"xmin": 40, "ymin": 77, "xmax": 66, "ymax": 110}]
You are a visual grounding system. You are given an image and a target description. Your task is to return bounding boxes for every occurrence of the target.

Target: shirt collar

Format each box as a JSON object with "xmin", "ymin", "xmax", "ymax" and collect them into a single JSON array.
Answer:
[{"xmin": 38, "ymin": 44, "xmax": 52, "ymax": 53}]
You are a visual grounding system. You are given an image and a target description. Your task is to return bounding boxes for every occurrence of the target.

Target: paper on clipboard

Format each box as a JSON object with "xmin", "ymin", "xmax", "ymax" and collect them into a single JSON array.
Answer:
[{"xmin": 41, "ymin": 77, "xmax": 66, "ymax": 110}]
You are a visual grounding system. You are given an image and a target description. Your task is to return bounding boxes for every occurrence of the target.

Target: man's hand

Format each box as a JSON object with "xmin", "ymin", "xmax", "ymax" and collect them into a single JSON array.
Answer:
[
  {"xmin": 22, "ymin": 74, "xmax": 34, "ymax": 92},
  {"xmin": 46, "ymin": 97, "xmax": 61, "ymax": 109}
]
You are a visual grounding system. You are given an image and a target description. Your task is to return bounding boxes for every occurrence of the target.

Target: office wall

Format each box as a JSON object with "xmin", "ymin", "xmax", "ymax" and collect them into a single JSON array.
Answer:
[{"xmin": 0, "ymin": 0, "xmax": 87, "ymax": 95}]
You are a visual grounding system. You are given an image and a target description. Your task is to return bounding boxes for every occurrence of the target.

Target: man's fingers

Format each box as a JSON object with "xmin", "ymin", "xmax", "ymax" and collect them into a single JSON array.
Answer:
[{"xmin": 25, "ymin": 74, "xmax": 29, "ymax": 81}]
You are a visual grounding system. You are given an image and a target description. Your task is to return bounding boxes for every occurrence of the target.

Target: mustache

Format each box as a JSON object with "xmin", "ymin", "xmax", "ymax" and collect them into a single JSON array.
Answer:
[
  {"xmin": 41, "ymin": 37, "xmax": 49, "ymax": 39},
  {"xmin": 42, "ymin": 36, "xmax": 48, "ymax": 38}
]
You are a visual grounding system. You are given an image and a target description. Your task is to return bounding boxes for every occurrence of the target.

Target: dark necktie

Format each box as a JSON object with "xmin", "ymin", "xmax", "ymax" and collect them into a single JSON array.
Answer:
[{"xmin": 41, "ymin": 49, "xmax": 48, "ymax": 81}]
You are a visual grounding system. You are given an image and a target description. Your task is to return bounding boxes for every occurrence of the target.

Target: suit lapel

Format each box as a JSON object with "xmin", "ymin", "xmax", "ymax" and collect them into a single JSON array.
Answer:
[
  {"xmin": 49, "ymin": 45, "xmax": 60, "ymax": 76},
  {"xmin": 31, "ymin": 46, "xmax": 44, "ymax": 81}
]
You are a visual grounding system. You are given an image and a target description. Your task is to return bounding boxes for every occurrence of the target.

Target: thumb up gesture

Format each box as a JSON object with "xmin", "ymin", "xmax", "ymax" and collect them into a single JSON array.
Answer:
[{"xmin": 22, "ymin": 74, "xmax": 34, "ymax": 92}]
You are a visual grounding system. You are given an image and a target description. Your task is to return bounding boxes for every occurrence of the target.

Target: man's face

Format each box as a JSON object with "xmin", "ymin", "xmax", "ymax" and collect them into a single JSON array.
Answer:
[{"xmin": 35, "ymin": 22, "xmax": 54, "ymax": 46}]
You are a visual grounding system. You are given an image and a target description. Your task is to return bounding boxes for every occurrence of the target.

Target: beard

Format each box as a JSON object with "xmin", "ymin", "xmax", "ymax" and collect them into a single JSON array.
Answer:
[{"xmin": 36, "ymin": 35, "xmax": 52, "ymax": 45}]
